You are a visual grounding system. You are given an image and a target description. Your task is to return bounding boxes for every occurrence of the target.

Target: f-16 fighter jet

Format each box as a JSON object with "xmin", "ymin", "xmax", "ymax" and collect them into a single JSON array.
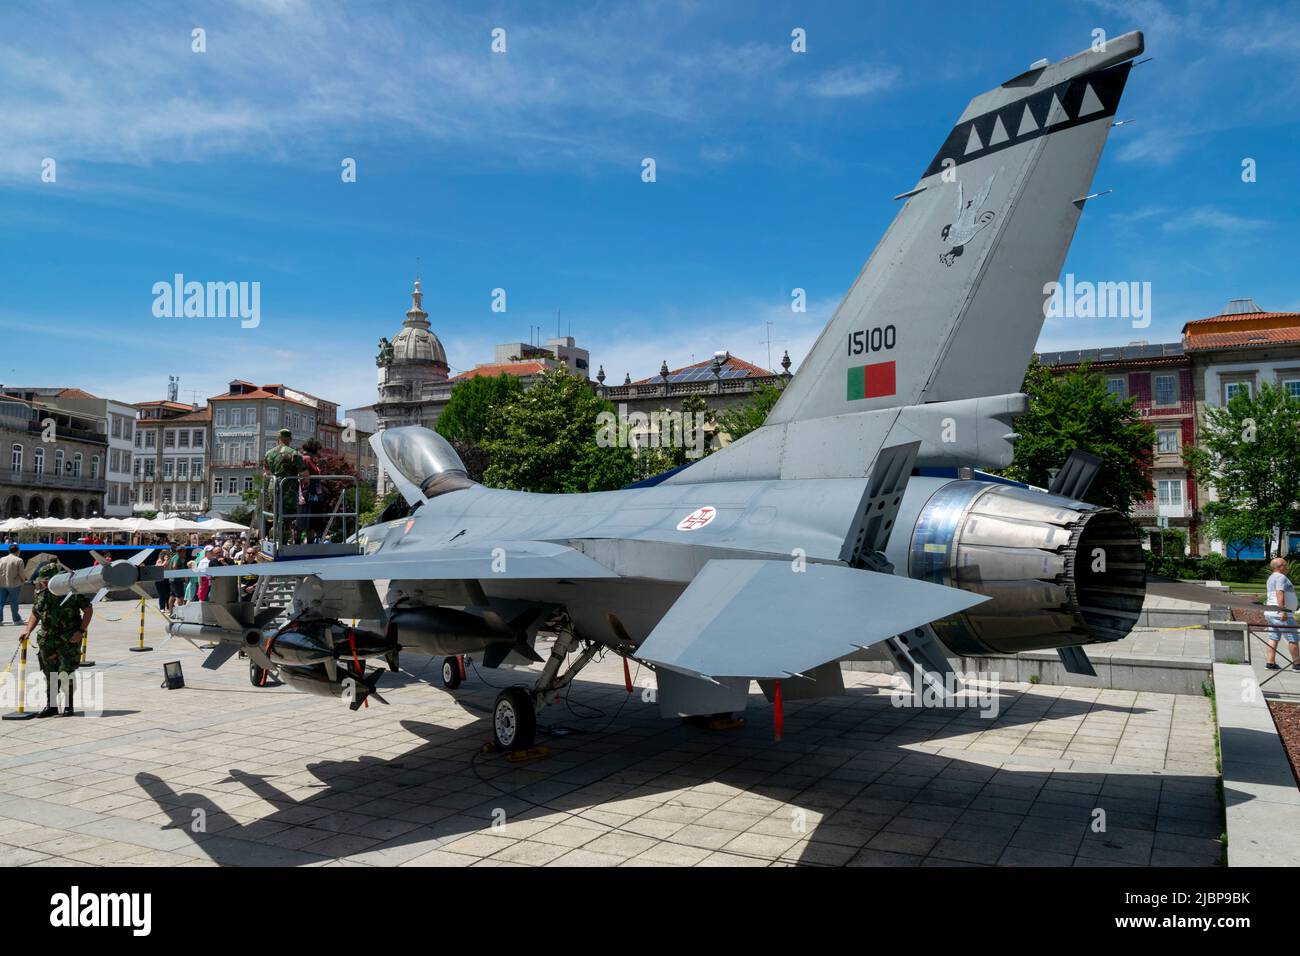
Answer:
[{"xmin": 54, "ymin": 32, "xmax": 1148, "ymax": 751}]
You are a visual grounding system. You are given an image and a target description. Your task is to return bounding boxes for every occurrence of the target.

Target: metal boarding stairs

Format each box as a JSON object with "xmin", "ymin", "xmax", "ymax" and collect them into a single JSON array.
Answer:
[{"xmin": 250, "ymin": 473, "xmax": 364, "ymax": 624}]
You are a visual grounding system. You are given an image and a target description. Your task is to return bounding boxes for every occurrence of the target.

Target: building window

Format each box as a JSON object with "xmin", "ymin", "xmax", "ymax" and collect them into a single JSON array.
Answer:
[
  {"xmin": 243, "ymin": 476, "xmax": 254, "ymax": 492},
  {"xmin": 162, "ymin": 487, "xmax": 173, "ymax": 504},
  {"xmin": 189, "ymin": 486, "xmax": 200, "ymax": 504},
  {"xmin": 55, "ymin": 449, "xmax": 64, "ymax": 474},
  {"xmin": 145, "ymin": 430, "xmax": 156, "ymax": 449},
  {"xmin": 1225, "ymin": 381, "xmax": 1252, "ymax": 402},
  {"xmin": 112, "ymin": 417, "xmax": 122, "ymax": 439},
  {"xmin": 1284, "ymin": 379, "xmax": 1300, "ymax": 400},
  {"xmin": 215, "ymin": 408, "xmax": 227, "ymax": 427},
  {"xmin": 1157, "ymin": 479, "xmax": 1184, "ymax": 507},
  {"xmin": 91, "ymin": 456, "xmax": 99, "ymax": 480},
  {"xmin": 177, "ymin": 459, "xmax": 188, "ymax": 479},
  {"xmin": 267, "ymin": 406, "xmax": 279, "ymax": 426},
  {"xmin": 134, "ymin": 430, "xmax": 142, "ymax": 448},
  {"xmin": 132, "ymin": 458, "xmax": 141, "ymax": 478},
  {"xmin": 1153, "ymin": 374, "xmax": 1176, "ymax": 405},
  {"xmin": 1156, "ymin": 430, "xmax": 1179, "ymax": 455},
  {"xmin": 9, "ymin": 443, "xmax": 23, "ymax": 474},
  {"xmin": 163, "ymin": 430, "xmax": 175, "ymax": 448},
  {"xmin": 178, "ymin": 430, "xmax": 190, "ymax": 448},
  {"xmin": 163, "ymin": 458, "xmax": 174, "ymax": 479},
  {"xmin": 213, "ymin": 476, "xmax": 224, "ymax": 495},
  {"xmin": 143, "ymin": 486, "xmax": 154, "ymax": 504},
  {"xmin": 144, "ymin": 459, "xmax": 155, "ymax": 479},
  {"xmin": 123, "ymin": 420, "xmax": 132, "ymax": 441},
  {"xmin": 191, "ymin": 458, "xmax": 203, "ymax": 475},
  {"xmin": 34, "ymin": 448, "xmax": 44, "ymax": 476},
  {"xmin": 246, "ymin": 407, "xmax": 257, "ymax": 426},
  {"xmin": 1106, "ymin": 378, "xmax": 1125, "ymax": 399},
  {"xmin": 244, "ymin": 442, "xmax": 253, "ymax": 462},
  {"xmin": 192, "ymin": 430, "xmax": 204, "ymax": 447}
]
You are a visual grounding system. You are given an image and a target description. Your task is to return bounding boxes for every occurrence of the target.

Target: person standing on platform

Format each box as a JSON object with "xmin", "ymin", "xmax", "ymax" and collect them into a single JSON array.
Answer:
[{"xmin": 264, "ymin": 428, "xmax": 307, "ymax": 544}]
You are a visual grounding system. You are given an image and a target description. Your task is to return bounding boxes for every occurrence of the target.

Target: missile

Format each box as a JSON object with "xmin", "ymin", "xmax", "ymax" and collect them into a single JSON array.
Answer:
[
  {"xmin": 47, "ymin": 560, "xmax": 140, "ymax": 597},
  {"xmin": 277, "ymin": 663, "xmax": 388, "ymax": 711},
  {"xmin": 259, "ymin": 625, "xmax": 393, "ymax": 667}
]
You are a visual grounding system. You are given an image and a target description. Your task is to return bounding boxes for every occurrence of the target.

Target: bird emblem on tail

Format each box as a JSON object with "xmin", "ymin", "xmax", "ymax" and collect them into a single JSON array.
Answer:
[{"xmin": 939, "ymin": 172, "xmax": 998, "ymax": 266}]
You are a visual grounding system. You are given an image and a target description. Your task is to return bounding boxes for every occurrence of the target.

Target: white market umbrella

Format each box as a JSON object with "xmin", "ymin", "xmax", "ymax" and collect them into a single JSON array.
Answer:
[{"xmin": 196, "ymin": 518, "xmax": 250, "ymax": 532}]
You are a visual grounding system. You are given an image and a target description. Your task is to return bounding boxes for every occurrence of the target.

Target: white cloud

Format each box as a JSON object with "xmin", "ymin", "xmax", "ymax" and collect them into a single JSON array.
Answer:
[{"xmin": 807, "ymin": 65, "xmax": 899, "ymax": 99}]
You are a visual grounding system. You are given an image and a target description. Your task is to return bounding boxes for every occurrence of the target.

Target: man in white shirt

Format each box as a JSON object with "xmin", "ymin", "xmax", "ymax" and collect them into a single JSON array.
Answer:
[{"xmin": 1264, "ymin": 557, "xmax": 1299, "ymax": 671}]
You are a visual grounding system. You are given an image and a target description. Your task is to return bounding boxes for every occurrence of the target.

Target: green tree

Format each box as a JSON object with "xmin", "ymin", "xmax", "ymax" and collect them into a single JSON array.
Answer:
[
  {"xmin": 717, "ymin": 383, "xmax": 784, "ymax": 443},
  {"xmin": 436, "ymin": 374, "xmax": 523, "ymax": 446},
  {"xmin": 1185, "ymin": 380, "xmax": 1300, "ymax": 557},
  {"xmin": 635, "ymin": 393, "xmax": 718, "ymax": 478},
  {"xmin": 483, "ymin": 369, "xmax": 637, "ymax": 492},
  {"xmin": 1001, "ymin": 359, "xmax": 1155, "ymax": 514}
]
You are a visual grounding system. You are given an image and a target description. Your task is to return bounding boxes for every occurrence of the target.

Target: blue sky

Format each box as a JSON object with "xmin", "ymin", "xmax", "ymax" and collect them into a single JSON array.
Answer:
[{"xmin": 1, "ymin": 0, "xmax": 1297, "ymax": 415}]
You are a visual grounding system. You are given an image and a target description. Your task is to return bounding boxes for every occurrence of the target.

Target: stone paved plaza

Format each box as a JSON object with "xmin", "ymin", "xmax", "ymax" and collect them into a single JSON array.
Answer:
[{"xmin": 0, "ymin": 601, "xmax": 1224, "ymax": 867}]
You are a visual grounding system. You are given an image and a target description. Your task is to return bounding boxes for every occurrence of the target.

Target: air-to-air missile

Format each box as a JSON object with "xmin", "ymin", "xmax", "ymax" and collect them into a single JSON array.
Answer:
[{"xmin": 46, "ymin": 556, "xmax": 164, "ymax": 601}]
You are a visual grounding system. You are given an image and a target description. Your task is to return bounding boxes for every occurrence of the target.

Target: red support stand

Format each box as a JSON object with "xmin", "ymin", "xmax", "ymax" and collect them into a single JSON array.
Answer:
[
  {"xmin": 622, "ymin": 656, "xmax": 633, "ymax": 693},
  {"xmin": 773, "ymin": 680, "xmax": 784, "ymax": 742}
]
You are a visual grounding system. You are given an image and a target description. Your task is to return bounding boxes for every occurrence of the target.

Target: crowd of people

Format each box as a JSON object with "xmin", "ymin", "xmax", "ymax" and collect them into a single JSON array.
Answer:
[{"xmin": 152, "ymin": 535, "xmax": 271, "ymax": 615}]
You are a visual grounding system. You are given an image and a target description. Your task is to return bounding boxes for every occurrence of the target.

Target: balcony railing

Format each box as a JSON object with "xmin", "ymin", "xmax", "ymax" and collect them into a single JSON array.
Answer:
[{"xmin": 4, "ymin": 470, "xmax": 107, "ymax": 492}]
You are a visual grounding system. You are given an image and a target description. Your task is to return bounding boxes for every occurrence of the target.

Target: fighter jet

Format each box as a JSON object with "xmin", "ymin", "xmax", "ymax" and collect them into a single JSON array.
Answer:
[{"xmin": 52, "ymin": 32, "xmax": 1148, "ymax": 751}]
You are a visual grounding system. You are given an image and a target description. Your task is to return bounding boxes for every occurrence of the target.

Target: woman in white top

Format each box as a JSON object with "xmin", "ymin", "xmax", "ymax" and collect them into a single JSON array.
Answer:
[{"xmin": 1264, "ymin": 557, "xmax": 1299, "ymax": 671}]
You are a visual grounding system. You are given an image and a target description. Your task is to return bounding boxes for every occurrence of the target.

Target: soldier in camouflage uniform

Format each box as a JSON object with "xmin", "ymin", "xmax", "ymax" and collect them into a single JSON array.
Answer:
[
  {"xmin": 264, "ymin": 428, "xmax": 307, "ymax": 544},
  {"xmin": 18, "ymin": 563, "xmax": 92, "ymax": 717}
]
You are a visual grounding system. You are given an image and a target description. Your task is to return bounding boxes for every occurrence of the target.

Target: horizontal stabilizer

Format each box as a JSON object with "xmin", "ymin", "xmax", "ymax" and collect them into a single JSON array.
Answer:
[
  {"xmin": 636, "ymin": 559, "xmax": 987, "ymax": 680},
  {"xmin": 167, "ymin": 540, "xmax": 618, "ymax": 583}
]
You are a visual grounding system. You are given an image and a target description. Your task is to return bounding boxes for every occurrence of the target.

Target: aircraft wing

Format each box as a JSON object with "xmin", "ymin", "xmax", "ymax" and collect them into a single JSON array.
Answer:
[
  {"xmin": 635, "ymin": 559, "xmax": 987, "ymax": 680},
  {"xmin": 165, "ymin": 540, "xmax": 618, "ymax": 582}
]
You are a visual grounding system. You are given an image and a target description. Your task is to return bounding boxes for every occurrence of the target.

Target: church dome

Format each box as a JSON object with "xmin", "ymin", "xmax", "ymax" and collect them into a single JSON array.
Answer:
[{"xmin": 390, "ymin": 280, "xmax": 449, "ymax": 370}]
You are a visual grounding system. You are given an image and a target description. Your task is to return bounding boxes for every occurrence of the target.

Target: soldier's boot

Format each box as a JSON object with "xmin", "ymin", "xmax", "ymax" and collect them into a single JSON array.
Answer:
[
  {"xmin": 35, "ymin": 673, "xmax": 59, "ymax": 718},
  {"xmin": 61, "ymin": 678, "xmax": 75, "ymax": 717}
]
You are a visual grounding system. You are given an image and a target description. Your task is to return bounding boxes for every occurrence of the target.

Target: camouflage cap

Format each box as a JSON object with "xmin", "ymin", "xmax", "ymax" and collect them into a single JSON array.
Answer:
[
  {"xmin": 278, "ymin": 428, "xmax": 292, "ymax": 439},
  {"xmin": 34, "ymin": 562, "xmax": 62, "ymax": 580}
]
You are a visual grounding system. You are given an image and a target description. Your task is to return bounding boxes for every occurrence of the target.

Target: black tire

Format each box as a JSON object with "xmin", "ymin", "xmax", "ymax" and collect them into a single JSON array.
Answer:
[
  {"xmin": 250, "ymin": 660, "xmax": 269, "ymax": 687},
  {"xmin": 441, "ymin": 656, "xmax": 462, "ymax": 689},
  {"xmin": 493, "ymin": 687, "xmax": 536, "ymax": 751}
]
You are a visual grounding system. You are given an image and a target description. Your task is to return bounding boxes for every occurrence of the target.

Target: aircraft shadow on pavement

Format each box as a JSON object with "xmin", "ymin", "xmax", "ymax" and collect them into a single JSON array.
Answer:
[{"xmin": 132, "ymin": 674, "xmax": 1225, "ymax": 867}]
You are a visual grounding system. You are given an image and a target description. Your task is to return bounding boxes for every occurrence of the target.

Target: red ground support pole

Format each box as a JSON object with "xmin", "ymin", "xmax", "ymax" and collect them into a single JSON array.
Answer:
[
  {"xmin": 622, "ymin": 656, "xmax": 632, "ymax": 693},
  {"xmin": 773, "ymin": 680, "xmax": 784, "ymax": 742}
]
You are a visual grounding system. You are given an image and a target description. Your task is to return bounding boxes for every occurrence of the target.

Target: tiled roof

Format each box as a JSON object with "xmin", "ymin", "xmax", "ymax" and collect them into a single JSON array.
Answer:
[
  {"xmin": 1183, "ymin": 311, "xmax": 1300, "ymax": 329},
  {"xmin": 57, "ymin": 387, "xmax": 100, "ymax": 399},
  {"xmin": 134, "ymin": 400, "xmax": 192, "ymax": 411},
  {"xmin": 452, "ymin": 361, "xmax": 550, "ymax": 382},
  {"xmin": 632, "ymin": 354, "xmax": 772, "ymax": 386},
  {"xmin": 169, "ymin": 408, "xmax": 211, "ymax": 423},
  {"xmin": 1183, "ymin": 328, "xmax": 1300, "ymax": 351}
]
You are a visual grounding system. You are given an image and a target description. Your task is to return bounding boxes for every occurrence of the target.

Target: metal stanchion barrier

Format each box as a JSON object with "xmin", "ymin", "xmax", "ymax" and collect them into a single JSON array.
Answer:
[
  {"xmin": 130, "ymin": 596, "xmax": 152, "ymax": 653},
  {"xmin": 3, "ymin": 635, "xmax": 38, "ymax": 721}
]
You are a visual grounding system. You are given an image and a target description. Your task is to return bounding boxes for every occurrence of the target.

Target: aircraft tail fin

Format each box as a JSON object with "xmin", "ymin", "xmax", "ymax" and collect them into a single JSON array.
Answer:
[{"xmin": 765, "ymin": 32, "xmax": 1143, "ymax": 428}]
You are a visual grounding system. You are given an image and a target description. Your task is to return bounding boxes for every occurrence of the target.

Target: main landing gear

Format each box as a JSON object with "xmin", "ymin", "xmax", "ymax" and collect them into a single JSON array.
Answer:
[
  {"xmin": 489, "ymin": 627, "xmax": 602, "ymax": 751},
  {"xmin": 441, "ymin": 656, "xmax": 464, "ymax": 689}
]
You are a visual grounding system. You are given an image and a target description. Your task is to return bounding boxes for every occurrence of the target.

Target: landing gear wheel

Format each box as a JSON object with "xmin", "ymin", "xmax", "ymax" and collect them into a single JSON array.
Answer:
[
  {"xmin": 441, "ymin": 656, "xmax": 462, "ymax": 689},
  {"xmin": 493, "ymin": 687, "xmax": 536, "ymax": 752},
  {"xmin": 249, "ymin": 660, "xmax": 269, "ymax": 687}
]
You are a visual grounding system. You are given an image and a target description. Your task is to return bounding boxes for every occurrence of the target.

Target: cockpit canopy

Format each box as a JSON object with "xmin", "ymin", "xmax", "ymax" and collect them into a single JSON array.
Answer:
[{"xmin": 378, "ymin": 427, "xmax": 475, "ymax": 499}]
